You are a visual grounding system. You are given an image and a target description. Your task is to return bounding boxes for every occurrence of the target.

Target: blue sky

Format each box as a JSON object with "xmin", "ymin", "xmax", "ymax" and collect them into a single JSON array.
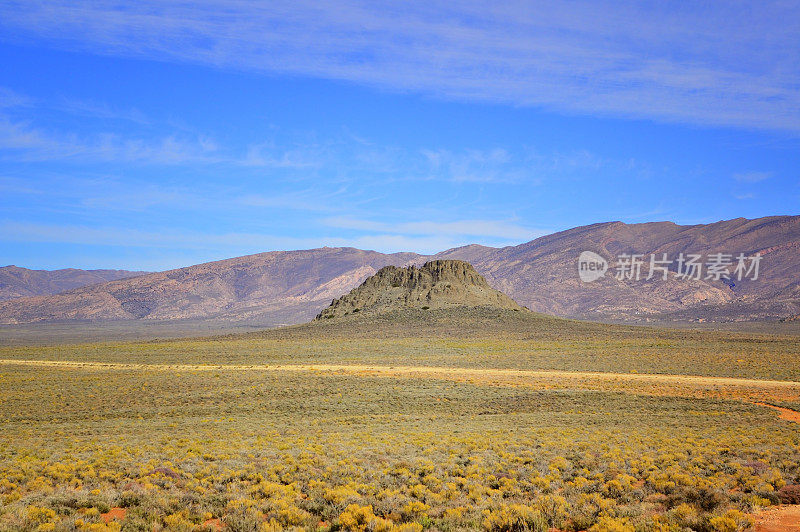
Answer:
[{"xmin": 0, "ymin": 1, "xmax": 798, "ymax": 270}]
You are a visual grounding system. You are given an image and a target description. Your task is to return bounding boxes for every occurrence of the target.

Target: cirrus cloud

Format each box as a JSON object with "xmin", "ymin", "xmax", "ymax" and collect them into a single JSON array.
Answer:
[{"xmin": 0, "ymin": 1, "xmax": 798, "ymax": 131}]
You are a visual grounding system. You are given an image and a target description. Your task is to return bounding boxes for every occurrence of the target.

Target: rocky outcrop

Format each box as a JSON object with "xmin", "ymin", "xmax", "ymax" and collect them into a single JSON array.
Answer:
[{"xmin": 315, "ymin": 260, "xmax": 524, "ymax": 319}]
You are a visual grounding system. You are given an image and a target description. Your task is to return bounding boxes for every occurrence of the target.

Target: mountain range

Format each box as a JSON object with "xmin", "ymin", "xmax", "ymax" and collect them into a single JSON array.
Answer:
[
  {"xmin": 0, "ymin": 266, "xmax": 147, "ymax": 301},
  {"xmin": 1, "ymin": 215, "xmax": 798, "ymax": 325}
]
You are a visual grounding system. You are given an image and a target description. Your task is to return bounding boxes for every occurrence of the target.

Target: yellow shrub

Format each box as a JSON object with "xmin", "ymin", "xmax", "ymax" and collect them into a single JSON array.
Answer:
[
  {"xmin": 663, "ymin": 503, "xmax": 699, "ymax": 530},
  {"xmin": 164, "ymin": 512, "xmax": 194, "ymax": 532},
  {"xmin": 550, "ymin": 457, "xmax": 569, "ymax": 471},
  {"xmin": 325, "ymin": 485, "xmax": 361, "ymax": 504},
  {"xmin": 482, "ymin": 504, "xmax": 546, "ymax": 532},
  {"xmin": 445, "ymin": 506, "xmax": 467, "ymax": 519},
  {"xmin": 372, "ymin": 517, "xmax": 396, "ymax": 532},
  {"xmin": 0, "ymin": 478, "xmax": 17, "ymax": 493},
  {"xmin": 589, "ymin": 516, "xmax": 634, "ymax": 532},
  {"xmin": 402, "ymin": 501, "xmax": 430, "ymax": 516},
  {"xmin": 273, "ymin": 498, "xmax": 310, "ymax": 526},
  {"xmin": 336, "ymin": 504, "xmax": 394, "ymax": 532},
  {"xmin": 395, "ymin": 524, "xmax": 423, "ymax": 532},
  {"xmin": 261, "ymin": 519, "xmax": 283, "ymax": 532},
  {"xmin": 84, "ymin": 524, "xmax": 121, "ymax": 532},
  {"xmin": 376, "ymin": 488, "xmax": 401, "ymax": 500},
  {"xmin": 26, "ymin": 506, "xmax": 56, "ymax": 526},
  {"xmin": 339, "ymin": 504, "xmax": 377, "ymax": 531},
  {"xmin": 533, "ymin": 494, "xmax": 568, "ymax": 527},
  {"xmin": 708, "ymin": 509, "xmax": 754, "ymax": 532},
  {"xmin": 227, "ymin": 498, "xmax": 258, "ymax": 510},
  {"xmin": 408, "ymin": 484, "xmax": 428, "ymax": 499}
]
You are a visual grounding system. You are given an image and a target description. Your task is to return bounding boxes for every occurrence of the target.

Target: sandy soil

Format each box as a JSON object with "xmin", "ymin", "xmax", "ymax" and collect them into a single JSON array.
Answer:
[
  {"xmin": 756, "ymin": 505, "xmax": 800, "ymax": 531},
  {"xmin": 4, "ymin": 358, "xmax": 800, "ymax": 409},
  {"xmin": 100, "ymin": 507, "xmax": 126, "ymax": 523},
  {"xmin": 2, "ymin": 358, "xmax": 800, "ymax": 388},
  {"xmin": 755, "ymin": 403, "xmax": 800, "ymax": 424}
]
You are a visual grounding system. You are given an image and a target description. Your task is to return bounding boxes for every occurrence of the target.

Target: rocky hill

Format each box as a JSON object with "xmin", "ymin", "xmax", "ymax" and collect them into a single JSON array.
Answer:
[
  {"xmin": 315, "ymin": 260, "xmax": 523, "ymax": 320},
  {"xmin": 1, "ymin": 215, "xmax": 798, "ymax": 325},
  {"xmin": 0, "ymin": 266, "xmax": 147, "ymax": 301},
  {"xmin": 436, "ymin": 216, "xmax": 800, "ymax": 322},
  {"xmin": 0, "ymin": 248, "xmax": 421, "ymax": 325}
]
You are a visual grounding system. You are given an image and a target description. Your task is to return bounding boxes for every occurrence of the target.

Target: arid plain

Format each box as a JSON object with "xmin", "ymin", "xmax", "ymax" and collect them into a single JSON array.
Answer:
[{"xmin": 2, "ymin": 307, "xmax": 800, "ymax": 531}]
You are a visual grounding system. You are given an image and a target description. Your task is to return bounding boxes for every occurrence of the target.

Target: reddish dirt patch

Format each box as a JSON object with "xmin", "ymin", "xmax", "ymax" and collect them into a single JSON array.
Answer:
[
  {"xmin": 101, "ymin": 507, "xmax": 126, "ymax": 523},
  {"xmin": 755, "ymin": 403, "xmax": 800, "ymax": 424},
  {"xmin": 202, "ymin": 518, "xmax": 225, "ymax": 530},
  {"xmin": 756, "ymin": 505, "xmax": 800, "ymax": 531}
]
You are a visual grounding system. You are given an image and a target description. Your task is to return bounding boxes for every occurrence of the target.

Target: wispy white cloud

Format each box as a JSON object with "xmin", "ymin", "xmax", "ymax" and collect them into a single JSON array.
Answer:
[
  {"xmin": 544, "ymin": 150, "xmax": 604, "ymax": 173},
  {"xmin": 324, "ymin": 216, "xmax": 547, "ymax": 241},
  {"xmin": 0, "ymin": 86, "xmax": 597, "ymax": 186},
  {"xmin": 0, "ymin": 1, "xmax": 797, "ymax": 131},
  {"xmin": 0, "ymin": 175, "xmax": 43, "ymax": 195},
  {"xmin": 421, "ymin": 148, "xmax": 531, "ymax": 184},
  {"xmin": 0, "ymin": 87, "xmax": 32, "ymax": 108},
  {"xmin": 1, "ymin": 86, "xmax": 150, "ymax": 124},
  {"xmin": 0, "ymin": 221, "xmax": 317, "ymax": 250},
  {"xmin": 237, "ymin": 188, "xmax": 350, "ymax": 213},
  {"xmin": 734, "ymin": 171, "xmax": 772, "ymax": 183},
  {"xmin": 242, "ymin": 141, "xmax": 323, "ymax": 169},
  {"xmin": 0, "ymin": 117, "xmax": 220, "ymax": 164},
  {"xmin": 57, "ymin": 98, "xmax": 150, "ymax": 124},
  {"xmin": 0, "ymin": 221, "xmax": 512, "ymax": 257},
  {"xmin": 0, "ymin": 112, "xmax": 403, "ymax": 173}
]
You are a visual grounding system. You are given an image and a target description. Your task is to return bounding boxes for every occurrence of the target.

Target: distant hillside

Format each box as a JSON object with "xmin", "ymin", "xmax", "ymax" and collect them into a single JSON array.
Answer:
[
  {"xmin": 315, "ymin": 260, "xmax": 523, "ymax": 320},
  {"xmin": 1, "ymin": 215, "xmax": 798, "ymax": 325},
  {"xmin": 0, "ymin": 266, "xmax": 147, "ymax": 301},
  {"xmin": 0, "ymin": 248, "xmax": 422, "ymax": 325},
  {"xmin": 436, "ymin": 216, "xmax": 800, "ymax": 322}
]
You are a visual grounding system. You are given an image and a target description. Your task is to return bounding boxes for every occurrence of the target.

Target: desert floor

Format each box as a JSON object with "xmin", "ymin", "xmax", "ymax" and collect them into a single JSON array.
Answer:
[{"xmin": 1, "ymin": 310, "xmax": 799, "ymax": 531}]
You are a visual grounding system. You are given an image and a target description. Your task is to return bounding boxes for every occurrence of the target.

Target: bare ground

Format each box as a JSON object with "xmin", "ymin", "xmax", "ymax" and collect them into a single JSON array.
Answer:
[
  {"xmin": 756, "ymin": 505, "xmax": 800, "ymax": 532},
  {"xmin": 4, "ymin": 358, "xmax": 800, "ymax": 406}
]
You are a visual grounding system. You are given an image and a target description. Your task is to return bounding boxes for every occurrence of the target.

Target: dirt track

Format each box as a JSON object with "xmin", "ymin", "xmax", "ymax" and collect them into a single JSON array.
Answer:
[
  {"xmin": 3, "ymin": 358, "xmax": 800, "ymax": 389},
  {"xmin": 755, "ymin": 402, "xmax": 800, "ymax": 424},
  {"xmin": 756, "ymin": 505, "xmax": 800, "ymax": 532},
  {"xmin": 7, "ymin": 358, "xmax": 800, "ymax": 421},
  {"xmin": 0, "ymin": 359, "xmax": 800, "ymax": 382}
]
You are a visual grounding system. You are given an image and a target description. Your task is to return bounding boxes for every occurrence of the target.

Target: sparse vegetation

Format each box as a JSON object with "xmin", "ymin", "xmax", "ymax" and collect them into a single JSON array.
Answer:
[{"xmin": 1, "ymin": 312, "xmax": 798, "ymax": 530}]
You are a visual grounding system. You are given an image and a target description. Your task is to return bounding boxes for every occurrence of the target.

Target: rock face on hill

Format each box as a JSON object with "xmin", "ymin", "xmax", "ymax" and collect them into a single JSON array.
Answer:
[{"xmin": 315, "ymin": 260, "xmax": 524, "ymax": 319}]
